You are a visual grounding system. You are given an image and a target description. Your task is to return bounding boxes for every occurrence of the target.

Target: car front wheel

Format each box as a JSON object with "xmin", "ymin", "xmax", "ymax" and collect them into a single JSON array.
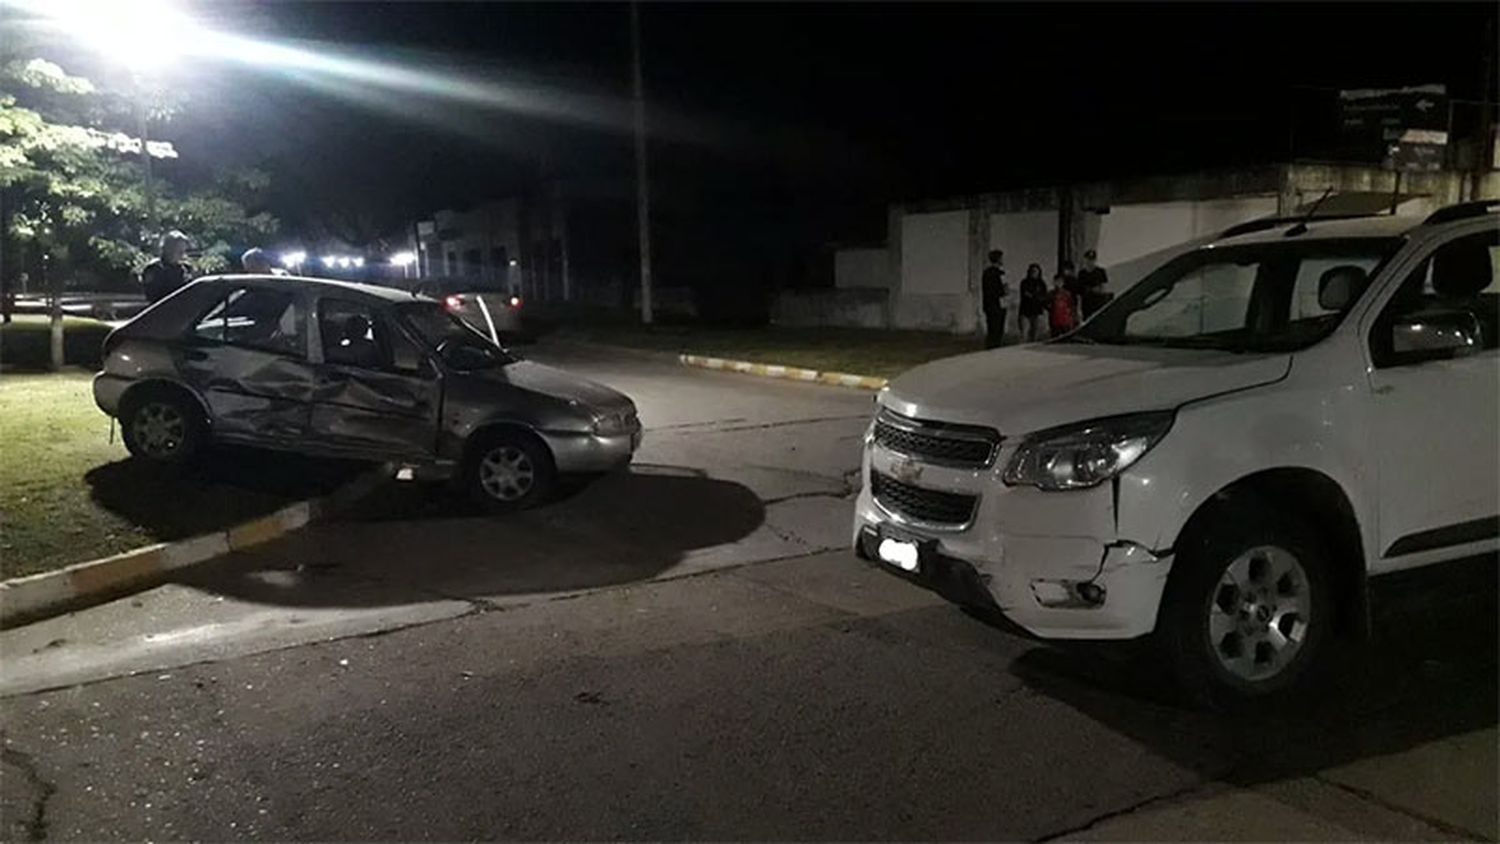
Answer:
[
  {"xmin": 1160, "ymin": 501, "xmax": 1332, "ymax": 708},
  {"xmin": 465, "ymin": 430, "xmax": 555, "ymax": 513}
]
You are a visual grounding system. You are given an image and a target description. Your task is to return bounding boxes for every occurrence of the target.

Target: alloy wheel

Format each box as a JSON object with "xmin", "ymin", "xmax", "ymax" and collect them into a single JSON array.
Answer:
[
  {"xmin": 133, "ymin": 402, "xmax": 188, "ymax": 459},
  {"xmin": 1206, "ymin": 544, "xmax": 1312, "ymax": 683},
  {"xmin": 478, "ymin": 445, "xmax": 536, "ymax": 502}
]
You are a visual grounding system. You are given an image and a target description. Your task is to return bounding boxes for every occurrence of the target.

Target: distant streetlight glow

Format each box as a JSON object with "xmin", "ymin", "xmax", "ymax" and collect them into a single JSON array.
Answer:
[
  {"xmin": 352, "ymin": 257, "xmax": 365, "ymax": 268},
  {"xmin": 280, "ymin": 250, "xmax": 307, "ymax": 269},
  {"xmin": 390, "ymin": 251, "xmax": 417, "ymax": 267},
  {"xmin": 322, "ymin": 255, "xmax": 338, "ymax": 268},
  {"xmin": 337, "ymin": 257, "xmax": 352, "ymax": 269}
]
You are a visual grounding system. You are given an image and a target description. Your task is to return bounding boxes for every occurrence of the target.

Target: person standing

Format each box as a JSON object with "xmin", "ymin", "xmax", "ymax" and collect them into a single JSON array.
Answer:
[
  {"xmin": 1018, "ymin": 263, "xmax": 1048, "ymax": 342},
  {"xmin": 1077, "ymin": 249, "xmax": 1110, "ymax": 320},
  {"xmin": 981, "ymin": 249, "xmax": 1008, "ymax": 349},
  {"xmin": 1048, "ymin": 269, "xmax": 1078, "ymax": 338},
  {"xmin": 140, "ymin": 231, "xmax": 194, "ymax": 304},
  {"xmin": 240, "ymin": 247, "xmax": 276, "ymax": 274}
]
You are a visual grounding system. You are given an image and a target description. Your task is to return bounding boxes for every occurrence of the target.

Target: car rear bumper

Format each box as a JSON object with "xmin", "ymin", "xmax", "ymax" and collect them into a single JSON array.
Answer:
[{"xmin": 93, "ymin": 373, "xmax": 131, "ymax": 417}]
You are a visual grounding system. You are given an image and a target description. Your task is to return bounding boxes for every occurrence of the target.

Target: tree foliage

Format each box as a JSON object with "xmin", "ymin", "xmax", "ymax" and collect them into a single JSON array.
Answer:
[{"xmin": 0, "ymin": 57, "xmax": 277, "ymax": 285}]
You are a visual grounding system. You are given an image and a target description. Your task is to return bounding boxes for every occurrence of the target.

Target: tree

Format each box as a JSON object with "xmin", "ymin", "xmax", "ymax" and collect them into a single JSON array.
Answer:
[{"xmin": 0, "ymin": 56, "xmax": 276, "ymax": 289}]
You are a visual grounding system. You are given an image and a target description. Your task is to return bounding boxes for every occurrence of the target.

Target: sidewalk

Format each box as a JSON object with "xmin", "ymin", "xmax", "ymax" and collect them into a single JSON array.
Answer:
[{"xmin": 1072, "ymin": 728, "xmax": 1497, "ymax": 841}]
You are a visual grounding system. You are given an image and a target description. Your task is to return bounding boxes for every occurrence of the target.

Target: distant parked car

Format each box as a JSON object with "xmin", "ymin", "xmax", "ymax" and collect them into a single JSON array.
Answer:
[
  {"xmin": 413, "ymin": 278, "xmax": 524, "ymax": 345},
  {"xmin": 94, "ymin": 275, "xmax": 640, "ymax": 511}
]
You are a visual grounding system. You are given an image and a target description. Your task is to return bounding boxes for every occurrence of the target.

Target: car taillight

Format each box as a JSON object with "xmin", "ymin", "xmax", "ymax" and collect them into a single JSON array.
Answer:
[
  {"xmin": 507, "ymin": 295, "xmax": 522, "ymax": 309},
  {"xmin": 444, "ymin": 294, "xmax": 464, "ymax": 309}
]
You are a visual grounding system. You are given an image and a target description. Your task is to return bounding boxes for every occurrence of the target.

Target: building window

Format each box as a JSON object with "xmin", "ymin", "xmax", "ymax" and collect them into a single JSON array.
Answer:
[{"xmin": 445, "ymin": 252, "xmax": 458, "ymax": 277}]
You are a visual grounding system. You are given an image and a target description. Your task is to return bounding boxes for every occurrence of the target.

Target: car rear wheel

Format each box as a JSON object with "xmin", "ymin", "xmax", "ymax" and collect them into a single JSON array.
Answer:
[
  {"xmin": 121, "ymin": 392, "xmax": 204, "ymax": 464},
  {"xmin": 1159, "ymin": 500, "xmax": 1332, "ymax": 709},
  {"xmin": 465, "ymin": 430, "xmax": 555, "ymax": 513}
]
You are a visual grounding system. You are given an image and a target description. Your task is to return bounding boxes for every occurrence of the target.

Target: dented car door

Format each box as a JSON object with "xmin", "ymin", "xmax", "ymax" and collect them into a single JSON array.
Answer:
[
  {"xmin": 179, "ymin": 284, "xmax": 316, "ymax": 442},
  {"xmin": 308, "ymin": 296, "xmax": 442, "ymax": 460}
]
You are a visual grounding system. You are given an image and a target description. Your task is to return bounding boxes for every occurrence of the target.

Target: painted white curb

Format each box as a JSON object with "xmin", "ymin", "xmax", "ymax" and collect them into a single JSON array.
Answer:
[
  {"xmin": 679, "ymin": 354, "xmax": 886, "ymax": 391},
  {"xmin": 0, "ymin": 474, "xmax": 378, "ymax": 628}
]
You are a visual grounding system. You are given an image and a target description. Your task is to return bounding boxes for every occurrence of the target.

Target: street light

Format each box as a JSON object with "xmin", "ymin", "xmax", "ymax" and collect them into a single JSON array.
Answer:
[{"xmin": 19, "ymin": 0, "xmax": 199, "ymax": 240}]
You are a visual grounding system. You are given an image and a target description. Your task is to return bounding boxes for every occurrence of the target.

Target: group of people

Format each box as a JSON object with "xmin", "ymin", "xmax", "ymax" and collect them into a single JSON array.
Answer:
[
  {"xmin": 140, "ymin": 231, "xmax": 284, "ymax": 303},
  {"xmin": 980, "ymin": 248, "xmax": 1111, "ymax": 348}
]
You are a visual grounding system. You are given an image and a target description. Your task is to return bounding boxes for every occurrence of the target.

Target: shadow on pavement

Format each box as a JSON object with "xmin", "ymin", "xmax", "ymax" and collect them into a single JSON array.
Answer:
[
  {"xmin": 1009, "ymin": 591, "xmax": 1498, "ymax": 797},
  {"xmin": 173, "ymin": 467, "xmax": 765, "ymax": 608},
  {"xmin": 84, "ymin": 446, "xmax": 368, "ymax": 541}
]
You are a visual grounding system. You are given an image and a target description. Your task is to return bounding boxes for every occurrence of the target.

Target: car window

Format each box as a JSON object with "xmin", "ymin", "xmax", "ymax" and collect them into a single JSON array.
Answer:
[
  {"xmin": 1077, "ymin": 237, "xmax": 1402, "ymax": 352},
  {"xmin": 192, "ymin": 287, "xmax": 303, "ymax": 356},
  {"xmin": 1124, "ymin": 261, "xmax": 1258, "ymax": 337},
  {"xmin": 319, "ymin": 298, "xmax": 394, "ymax": 370},
  {"xmin": 1371, "ymin": 228, "xmax": 1500, "ymax": 366},
  {"xmin": 1290, "ymin": 255, "xmax": 1387, "ymax": 321}
]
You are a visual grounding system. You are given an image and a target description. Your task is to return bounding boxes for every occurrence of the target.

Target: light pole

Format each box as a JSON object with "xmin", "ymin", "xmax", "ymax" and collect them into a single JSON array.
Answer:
[{"xmin": 630, "ymin": 0, "xmax": 653, "ymax": 325}]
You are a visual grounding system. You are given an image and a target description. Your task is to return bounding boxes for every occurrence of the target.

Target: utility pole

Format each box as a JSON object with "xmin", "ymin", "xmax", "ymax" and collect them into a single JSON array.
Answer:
[{"xmin": 630, "ymin": 0, "xmax": 653, "ymax": 324}]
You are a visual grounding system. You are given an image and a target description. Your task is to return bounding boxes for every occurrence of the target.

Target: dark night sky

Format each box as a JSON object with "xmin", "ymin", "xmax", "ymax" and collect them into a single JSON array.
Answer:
[{"xmin": 25, "ymin": 2, "xmax": 1500, "ymax": 266}]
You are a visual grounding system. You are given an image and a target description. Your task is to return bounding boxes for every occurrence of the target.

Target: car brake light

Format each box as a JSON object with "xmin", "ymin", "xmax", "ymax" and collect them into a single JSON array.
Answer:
[
  {"xmin": 444, "ymin": 294, "xmax": 464, "ymax": 309},
  {"xmin": 508, "ymin": 295, "xmax": 522, "ymax": 309}
]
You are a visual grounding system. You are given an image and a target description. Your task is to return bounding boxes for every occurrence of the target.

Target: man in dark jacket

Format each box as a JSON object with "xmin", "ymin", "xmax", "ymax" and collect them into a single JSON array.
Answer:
[
  {"xmin": 140, "ymin": 231, "xmax": 194, "ymax": 303},
  {"xmin": 1077, "ymin": 249, "xmax": 1110, "ymax": 320},
  {"xmin": 981, "ymin": 249, "xmax": 1007, "ymax": 349}
]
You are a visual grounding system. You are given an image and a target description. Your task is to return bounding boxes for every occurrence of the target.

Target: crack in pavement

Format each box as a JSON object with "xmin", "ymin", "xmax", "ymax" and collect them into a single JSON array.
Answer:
[
  {"xmin": 1, "ymin": 742, "xmax": 57, "ymax": 841},
  {"xmin": 1313, "ymin": 774, "xmax": 1488, "ymax": 841},
  {"xmin": 1, "ymin": 547, "xmax": 858, "ymax": 701},
  {"xmin": 1031, "ymin": 781, "xmax": 1215, "ymax": 842}
]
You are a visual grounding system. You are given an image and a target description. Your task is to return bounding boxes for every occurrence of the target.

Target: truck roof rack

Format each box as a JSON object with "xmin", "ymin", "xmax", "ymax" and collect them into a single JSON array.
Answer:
[
  {"xmin": 1217, "ymin": 214, "xmax": 1372, "ymax": 240},
  {"xmin": 1423, "ymin": 199, "xmax": 1500, "ymax": 226}
]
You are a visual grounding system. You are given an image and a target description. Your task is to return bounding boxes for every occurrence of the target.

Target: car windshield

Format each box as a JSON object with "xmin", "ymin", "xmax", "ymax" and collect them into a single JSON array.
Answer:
[
  {"xmin": 396, "ymin": 301, "xmax": 514, "ymax": 363},
  {"xmin": 1071, "ymin": 236, "xmax": 1404, "ymax": 353}
]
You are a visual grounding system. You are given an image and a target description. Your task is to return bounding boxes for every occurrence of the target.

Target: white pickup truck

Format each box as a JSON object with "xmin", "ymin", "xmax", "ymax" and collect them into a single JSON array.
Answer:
[{"xmin": 854, "ymin": 200, "xmax": 1499, "ymax": 703}]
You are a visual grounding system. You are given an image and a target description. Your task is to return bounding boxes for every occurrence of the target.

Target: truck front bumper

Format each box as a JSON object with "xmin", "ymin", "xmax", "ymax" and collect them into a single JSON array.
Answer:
[{"xmin": 852, "ymin": 447, "xmax": 1174, "ymax": 641}]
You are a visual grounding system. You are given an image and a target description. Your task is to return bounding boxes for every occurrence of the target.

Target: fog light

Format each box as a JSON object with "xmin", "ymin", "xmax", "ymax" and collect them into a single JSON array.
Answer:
[{"xmin": 1076, "ymin": 582, "xmax": 1106, "ymax": 606}]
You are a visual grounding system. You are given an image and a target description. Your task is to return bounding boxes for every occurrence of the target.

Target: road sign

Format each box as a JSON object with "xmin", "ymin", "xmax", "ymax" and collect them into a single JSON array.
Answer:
[{"xmin": 1338, "ymin": 85, "xmax": 1449, "ymax": 171}]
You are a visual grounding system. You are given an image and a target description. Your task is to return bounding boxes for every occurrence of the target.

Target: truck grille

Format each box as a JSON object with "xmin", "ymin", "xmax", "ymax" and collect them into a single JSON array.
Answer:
[
  {"xmin": 873, "ymin": 411, "xmax": 999, "ymax": 468},
  {"xmin": 871, "ymin": 472, "xmax": 978, "ymax": 527}
]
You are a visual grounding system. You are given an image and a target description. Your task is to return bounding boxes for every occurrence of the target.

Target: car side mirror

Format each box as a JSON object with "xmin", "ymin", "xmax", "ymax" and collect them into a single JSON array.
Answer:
[{"xmin": 1388, "ymin": 309, "xmax": 1482, "ymax": 364}]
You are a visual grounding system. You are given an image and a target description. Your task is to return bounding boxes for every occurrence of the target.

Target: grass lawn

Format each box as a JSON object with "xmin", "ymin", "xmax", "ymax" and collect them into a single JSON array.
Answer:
[
  {"xmin": 0, "ymin": 371, "xmax": 364, "ymax": 580},
  {"xmin": 1, "ymin": 314, "xmax": 114, "ymax": 371},
  {"xmin": 538, "ymin": 317, "xmax": 981, "ymax": 379}
]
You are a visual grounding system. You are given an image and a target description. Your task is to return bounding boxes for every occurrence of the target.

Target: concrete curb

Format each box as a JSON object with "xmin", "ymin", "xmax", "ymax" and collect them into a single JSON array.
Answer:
[
  {"xmin": 679, "ymin": 354, "xmax": 887, "ymax": 391},
  {"xmin": 0, "ymin": 466, "xmax": 390, "ymax": 629}
]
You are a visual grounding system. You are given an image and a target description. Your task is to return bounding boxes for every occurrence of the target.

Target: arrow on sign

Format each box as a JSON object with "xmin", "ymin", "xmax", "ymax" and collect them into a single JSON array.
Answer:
[{"xmin": 1416, "ymin": 99, "xmax": 1436, "ymax": 112}]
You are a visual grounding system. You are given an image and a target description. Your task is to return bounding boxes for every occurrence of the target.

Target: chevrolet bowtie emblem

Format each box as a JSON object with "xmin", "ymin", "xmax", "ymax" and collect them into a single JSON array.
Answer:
[{"xmin": 890, "ymin": 457, "xmax": 923, "ymax": 484}]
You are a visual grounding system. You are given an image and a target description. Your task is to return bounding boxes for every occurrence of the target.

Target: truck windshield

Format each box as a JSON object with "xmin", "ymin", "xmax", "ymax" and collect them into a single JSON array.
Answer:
[{"xmin": 1072, "ymin": 237, "xmax": 1403, "ymax": 353}]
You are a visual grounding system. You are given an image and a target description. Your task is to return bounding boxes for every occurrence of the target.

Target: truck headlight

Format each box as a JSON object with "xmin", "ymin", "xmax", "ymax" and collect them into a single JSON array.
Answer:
[{"xmin": 1002, "ymin": 412, "xmax": 1173, "ymax": 491}]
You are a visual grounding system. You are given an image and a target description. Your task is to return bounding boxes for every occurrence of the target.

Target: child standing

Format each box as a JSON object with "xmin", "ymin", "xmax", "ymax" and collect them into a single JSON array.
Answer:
[{"xmin": 1048, "ymin": 271, "xmax": 1078, "ymax": 338}]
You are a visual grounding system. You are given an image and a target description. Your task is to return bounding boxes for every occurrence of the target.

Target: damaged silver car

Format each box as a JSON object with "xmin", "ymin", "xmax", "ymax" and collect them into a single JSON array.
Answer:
[{"xmin": 94, "ymin": 275, "xmax": 641, "ymax": 511}]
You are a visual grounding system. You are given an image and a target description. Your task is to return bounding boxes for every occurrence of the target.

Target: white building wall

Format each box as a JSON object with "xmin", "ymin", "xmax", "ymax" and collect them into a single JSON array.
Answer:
[
  {"xmin": 1092, "ymin": 196, "xmax": 1279, "ymax": 270},
  {"xmin": 896, "ymin": 210, "xmax": 975, "ymax": 331},
  {"xmin": 834, "ymin": 247, "xmax": 891, "ymax": 289},
  {"xmin": 988, "ymin": 210, "xmax": 1058, "ymax": 329}
]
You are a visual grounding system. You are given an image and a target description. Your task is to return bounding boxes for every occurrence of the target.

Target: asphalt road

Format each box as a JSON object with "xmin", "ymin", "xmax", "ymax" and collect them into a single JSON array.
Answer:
[{"xmin": 2, "ymin": 343, "xmax": 1495, "ymax": 841}]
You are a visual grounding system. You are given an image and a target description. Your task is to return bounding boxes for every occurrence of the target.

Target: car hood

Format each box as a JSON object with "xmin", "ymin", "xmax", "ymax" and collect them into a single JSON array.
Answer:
[
  {"xmin": 477, "ymin": 360, "xmax": 634, "ymax": 411},
  {"xmin": 882, "ymin": 343, "xmax": 1291, "ymax": 436}
]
